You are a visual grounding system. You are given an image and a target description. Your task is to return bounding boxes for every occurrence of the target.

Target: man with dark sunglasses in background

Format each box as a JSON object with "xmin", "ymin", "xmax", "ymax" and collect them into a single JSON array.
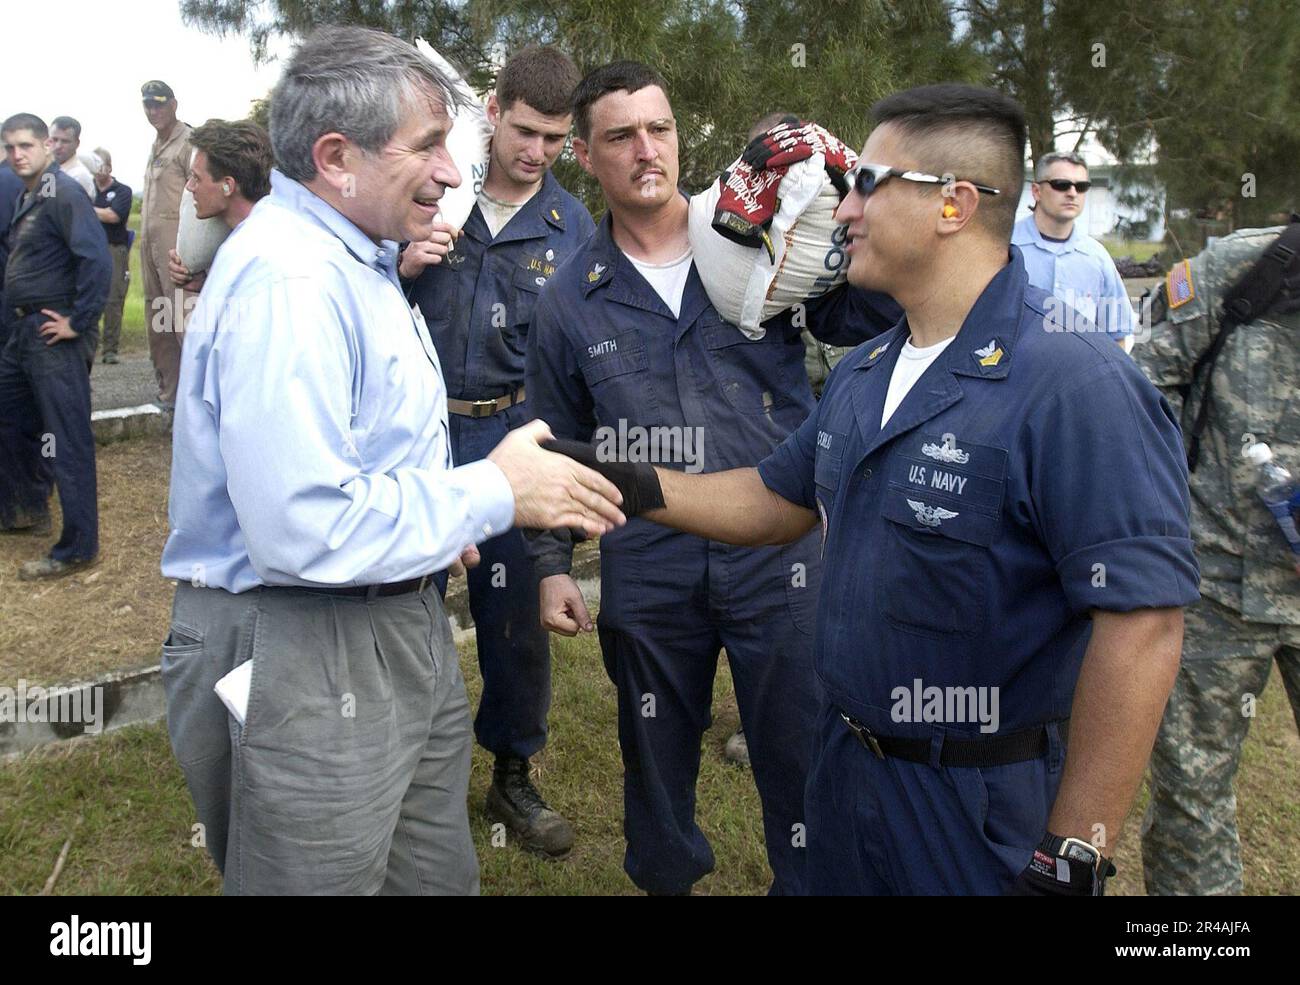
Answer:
[{"xmin": 1012, "ymin": 151, "xmax": 1135, "ymax": 348}]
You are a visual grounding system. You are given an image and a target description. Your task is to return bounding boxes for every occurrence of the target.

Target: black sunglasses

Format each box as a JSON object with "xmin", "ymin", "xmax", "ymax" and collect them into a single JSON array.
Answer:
[
  {"xmin": 1039, "ymin": 178, "xmax": 1091, "ymax": 193},
  {"xmin": 852, "ymin": 163, "xmax": 1001, "ymax": 198}
]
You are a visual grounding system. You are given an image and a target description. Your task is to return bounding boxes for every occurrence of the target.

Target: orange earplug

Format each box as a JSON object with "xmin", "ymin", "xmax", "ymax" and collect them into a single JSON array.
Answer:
[{"xmin": 942, "ymin": 203, "xmax": 959, "ymax": 218}]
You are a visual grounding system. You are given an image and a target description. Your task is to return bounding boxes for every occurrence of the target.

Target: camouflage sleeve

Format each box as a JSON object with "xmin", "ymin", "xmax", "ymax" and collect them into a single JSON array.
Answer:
[{"xmin": 1132, "ymin": 251, "xmax": 1217, "ymax": 418}]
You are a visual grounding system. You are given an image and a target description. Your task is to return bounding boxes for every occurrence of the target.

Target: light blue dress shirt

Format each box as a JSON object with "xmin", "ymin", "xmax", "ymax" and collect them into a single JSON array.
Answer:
[
  {"xmin": 161, "ymin": 171, "xmax": 515, "ymax": 593},
  {"xmin": 1011, "ymin": 213, "xmax": 1134, "ymax": 336}
]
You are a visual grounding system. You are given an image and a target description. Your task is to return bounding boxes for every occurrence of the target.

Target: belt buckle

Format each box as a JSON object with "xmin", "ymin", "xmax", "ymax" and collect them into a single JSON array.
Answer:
[
  {"xmin": 841, "ymin": 713, "xmax": 885, "ymax": 759},
  {"xmin": 469, "ymin": 398, "xmax": 497, "ymax": 418}
]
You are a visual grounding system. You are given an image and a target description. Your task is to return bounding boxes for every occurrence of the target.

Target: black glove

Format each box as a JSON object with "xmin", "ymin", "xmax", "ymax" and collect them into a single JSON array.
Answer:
[
  {"xmin": 541, "ymin": 439, "xmax": 666, "ymax": 517},
  {"xmin": 1008, "ymin": 837, "xmax": 1115, "ymax": 896}
]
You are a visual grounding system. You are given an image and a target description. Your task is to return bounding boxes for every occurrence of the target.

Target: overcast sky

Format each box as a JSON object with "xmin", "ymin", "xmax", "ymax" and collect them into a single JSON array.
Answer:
[{"xmin": 9, "ymin": 0, "xmax": 292, "ymax": 189}]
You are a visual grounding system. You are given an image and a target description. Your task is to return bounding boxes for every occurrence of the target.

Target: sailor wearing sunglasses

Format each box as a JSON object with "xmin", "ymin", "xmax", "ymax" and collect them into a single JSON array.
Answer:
[{"xmin": 1012, "ymin": 151, "xmax": 1135, "ymax": 345}]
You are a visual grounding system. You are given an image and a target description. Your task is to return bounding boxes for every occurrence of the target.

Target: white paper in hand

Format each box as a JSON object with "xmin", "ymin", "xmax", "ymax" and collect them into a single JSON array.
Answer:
[{"xmin": 214, "ymin": 660, "xmax": 253, "ymax": 726}]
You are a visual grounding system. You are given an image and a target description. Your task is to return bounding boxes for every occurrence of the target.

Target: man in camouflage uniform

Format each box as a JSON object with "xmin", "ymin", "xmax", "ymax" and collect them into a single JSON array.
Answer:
[{"xmin": 1134, "ymin": 224, "xmax": 1300, "ymax": 895}]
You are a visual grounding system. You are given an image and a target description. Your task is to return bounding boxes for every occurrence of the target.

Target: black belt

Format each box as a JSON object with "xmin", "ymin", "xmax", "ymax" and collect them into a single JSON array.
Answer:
[
  {"xmin": 287, "ymin": 572, "xmax": 435, "ymax": 600},
  {"xmin": 13, "ymin": 300, "xmax": 72, "ymax": 318},
  {"xmin": 839, "ymin": 712, "xmax": 1066, "ymax": 768}
]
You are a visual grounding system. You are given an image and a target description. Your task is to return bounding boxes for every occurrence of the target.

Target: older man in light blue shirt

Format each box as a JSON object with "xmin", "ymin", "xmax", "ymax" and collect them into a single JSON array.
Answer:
[
  {"xmin": 1013, "ymin": 151, "xmax": 1134, "ymax": 344},
  {"xmin": 158, "ymin": 26, "xmax": 624, "ymax": 896}
]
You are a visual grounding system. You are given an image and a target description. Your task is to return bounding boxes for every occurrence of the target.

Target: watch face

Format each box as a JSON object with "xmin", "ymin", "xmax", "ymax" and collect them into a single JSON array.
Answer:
[{"xmin": 1063, "ymin": 841, "xmax": 1100, "ymax": 866}]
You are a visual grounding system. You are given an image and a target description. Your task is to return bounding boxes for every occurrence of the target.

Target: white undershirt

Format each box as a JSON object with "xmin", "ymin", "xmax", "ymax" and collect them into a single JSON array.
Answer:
[
  {"xmin": 477, "ymin": 187, "xmax": 531, "ymax": 238},
  {"xmin": 627, "ymin": 248, "xmax": 694, "ymax": 319},
  {"xmin": 880, "ymin": 335, "xmax": 956, "ymax": 429}
]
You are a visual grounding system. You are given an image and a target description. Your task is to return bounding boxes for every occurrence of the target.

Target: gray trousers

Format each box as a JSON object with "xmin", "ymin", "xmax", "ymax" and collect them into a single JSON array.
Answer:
[{"xmin": 161, "ymin": 580, "xmax": 479, "ymax": 895}]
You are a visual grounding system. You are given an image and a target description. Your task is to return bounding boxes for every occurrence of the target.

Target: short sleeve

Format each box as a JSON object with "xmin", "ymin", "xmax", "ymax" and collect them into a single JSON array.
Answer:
[
  {"xmin": 1026, "ymin": 354, "xmax": 1200, "ymax": 613},
  {"xmin": 758, "ymin": 398, "xmax": 820, "ymax": 509}
]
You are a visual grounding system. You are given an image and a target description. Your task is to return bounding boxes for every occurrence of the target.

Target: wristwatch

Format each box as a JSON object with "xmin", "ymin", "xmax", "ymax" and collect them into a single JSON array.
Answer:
[{"xmin": 1038, "ymin": 833, "xmax": 1116, "ymax": 894}]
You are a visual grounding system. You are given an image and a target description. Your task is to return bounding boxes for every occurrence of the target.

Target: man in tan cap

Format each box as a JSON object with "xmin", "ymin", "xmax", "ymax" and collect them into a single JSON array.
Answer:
[{"xmin": 139, "ymin": 80, "xmax": 193, "ymax": 409}]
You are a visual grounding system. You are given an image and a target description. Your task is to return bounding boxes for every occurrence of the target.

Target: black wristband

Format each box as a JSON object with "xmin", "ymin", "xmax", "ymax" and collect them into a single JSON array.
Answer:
[{"xmin": 541, "ymin": 438, "xmax": 666, "ymax": 516}]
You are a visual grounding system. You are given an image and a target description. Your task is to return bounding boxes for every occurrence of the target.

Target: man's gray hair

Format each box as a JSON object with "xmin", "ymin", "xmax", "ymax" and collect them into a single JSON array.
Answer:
[
  {"xmin": 1034, "ymin": 151, "xmax": 1087, "ymax": 181},
  {"xmin": 269, "ymin": 25, "xmax": 467, "ymax": 182}
]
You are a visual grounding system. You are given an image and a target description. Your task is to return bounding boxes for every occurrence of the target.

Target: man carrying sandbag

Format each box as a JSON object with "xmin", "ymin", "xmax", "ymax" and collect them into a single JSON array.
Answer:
[
  {"xmin": 165, "ymin": 119, "xmax": 273, "ymax": 292},
  {"xmin": 525, "ymin": 62, "xmax": 884, "ymax": 895}
]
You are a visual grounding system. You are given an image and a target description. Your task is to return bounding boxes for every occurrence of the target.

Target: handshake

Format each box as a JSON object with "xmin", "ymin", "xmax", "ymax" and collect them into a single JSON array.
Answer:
[
  {"xmin": 483, "ymin": 422, "xmax": 666, "ymax": 539},
  {"xmin": 479, "ymin": 424, "xmax": 666, "ymax": 636}
]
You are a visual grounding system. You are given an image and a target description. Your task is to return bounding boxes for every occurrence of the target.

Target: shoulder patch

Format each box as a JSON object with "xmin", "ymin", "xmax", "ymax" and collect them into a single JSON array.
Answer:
[{"xmin": 1167, "ymin": 260, "xmax": 1195, "ymax": 310}]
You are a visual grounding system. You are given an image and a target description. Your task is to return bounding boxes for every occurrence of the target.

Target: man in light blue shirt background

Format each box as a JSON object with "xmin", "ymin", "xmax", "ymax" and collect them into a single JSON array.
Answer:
[
  {"xmin": 1012, "ymin": 151, "xmax": 1134, "ymax": 345},
  {"xmin": 158, "ymin": 25, "xmax": 624, "ymax": 895}
]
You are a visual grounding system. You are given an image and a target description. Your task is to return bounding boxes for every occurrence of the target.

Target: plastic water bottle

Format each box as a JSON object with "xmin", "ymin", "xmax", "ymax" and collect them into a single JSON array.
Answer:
[{"xmin": 1243, "ymin": 442, "xmax": 1300, "ymax": 576}]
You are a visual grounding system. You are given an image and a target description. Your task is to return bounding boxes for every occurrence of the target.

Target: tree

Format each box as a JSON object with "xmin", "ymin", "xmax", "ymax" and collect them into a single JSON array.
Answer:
[
  {"xmin": 953, "ymin": 0, "xmax": 1300, "ymax": 239},
  {"xmin": 180, "ymin": 0, "xmax": 982, "ymax": 216}
]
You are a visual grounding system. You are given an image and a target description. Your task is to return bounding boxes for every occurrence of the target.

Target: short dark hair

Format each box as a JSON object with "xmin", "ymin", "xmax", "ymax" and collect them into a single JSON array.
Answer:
[
  {"xmin": 572, "ymin": 60, "xmax": 670, "ymax": 143},
  {"xmin": 51, "ymin": 116, "xmax": 82, "ymax": 138},
  {"xmin": 496, "ymin": 46, "xmax": 581, "ymax": 117},
  {"xmin": 1034, "ymin": 151, "xmax": 1087, "ymax": 181},
  {"xmin": 870, "ymin": 83, "xmax": 1026, "ymax": 242},
  {"xmin": 190, "ymin": 119, "xmax": 274, "ymax": 202},
  {"xmin": 1, "ymin": 113, "xmax": 48, "ymax": 140}
]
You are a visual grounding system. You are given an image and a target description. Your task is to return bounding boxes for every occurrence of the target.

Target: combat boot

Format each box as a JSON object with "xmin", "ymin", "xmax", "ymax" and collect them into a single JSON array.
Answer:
[
  {"xmin": 485, "ymin": 756, "xmax": 575, "ymax": 859},
  {"xmin": 18, "ymin": 555, "xmax": 98, "ymax": 581},
  {"xmin": 724, "ymin": 729, "xmax": 750, "ymax": 767}
]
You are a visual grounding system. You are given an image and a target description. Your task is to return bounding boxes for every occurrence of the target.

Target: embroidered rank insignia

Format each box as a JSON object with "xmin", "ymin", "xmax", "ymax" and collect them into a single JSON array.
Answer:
[
  {"xmin": 973, "ymin": 339, "xmax": 1003, "ymax": 367},
  {"xmin": 1167, "ymin": 260, "xmax": 1195, "ymax": 309},
  {"xmin": 587, "ymin": 261, "xmax": 607, "ymax": 283},
  {"xmin": 868, "ymin": 342, "xmax": 890, "ymax": 360}
]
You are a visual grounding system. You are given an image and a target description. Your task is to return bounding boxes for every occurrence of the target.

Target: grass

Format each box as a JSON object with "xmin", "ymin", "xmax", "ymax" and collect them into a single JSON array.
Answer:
[
  {"xmin": 1102, "ymin": 238, "xmax": 1165, "ymax": 263},
  {"xmin": 2, "ymin": 632, "xmax": 1296, "ymax": 895},
  {"xmin": 120, "ymin": 214, "xmax": 147, "ymax": 354},
  {"xmin": 0, "ymin": 631, "xmax": 767, "ymax": 896}
]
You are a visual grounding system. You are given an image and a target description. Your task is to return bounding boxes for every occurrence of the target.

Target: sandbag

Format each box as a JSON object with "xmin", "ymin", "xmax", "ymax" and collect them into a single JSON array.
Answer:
[
  {"xmin": 415, "ymin": 39, "xmax": 493, "ymax": 231},
  {"xmin": 175, "ymin": 151, "xmax": 230, "ymax": 274},
  {"xmin": 688, "ymin": 152, "xmax": 851, "ymax": 339}
]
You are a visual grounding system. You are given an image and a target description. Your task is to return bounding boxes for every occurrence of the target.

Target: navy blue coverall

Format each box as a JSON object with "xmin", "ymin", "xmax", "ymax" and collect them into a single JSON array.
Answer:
[
  {"xmin": 0, "ymin": 161, "xmax": 25, "ymax": 348},
  {"xmin": 0, "ymin": 163, "xmax": 111, "ymax": 555},
  {"xmin": 408, "ymin": 171, "xmax": 595, "ymax": 760},
  {"xmin": 758, "ymin": 253, "xmax": 1200, "ymax": 894},
  {"xmin": 0, "ymin": 160, "xmax": 25, "ymax": 519},
  {"xmin": 525, "ymin": 210, "xmax": 893, "ymax": 894}
]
